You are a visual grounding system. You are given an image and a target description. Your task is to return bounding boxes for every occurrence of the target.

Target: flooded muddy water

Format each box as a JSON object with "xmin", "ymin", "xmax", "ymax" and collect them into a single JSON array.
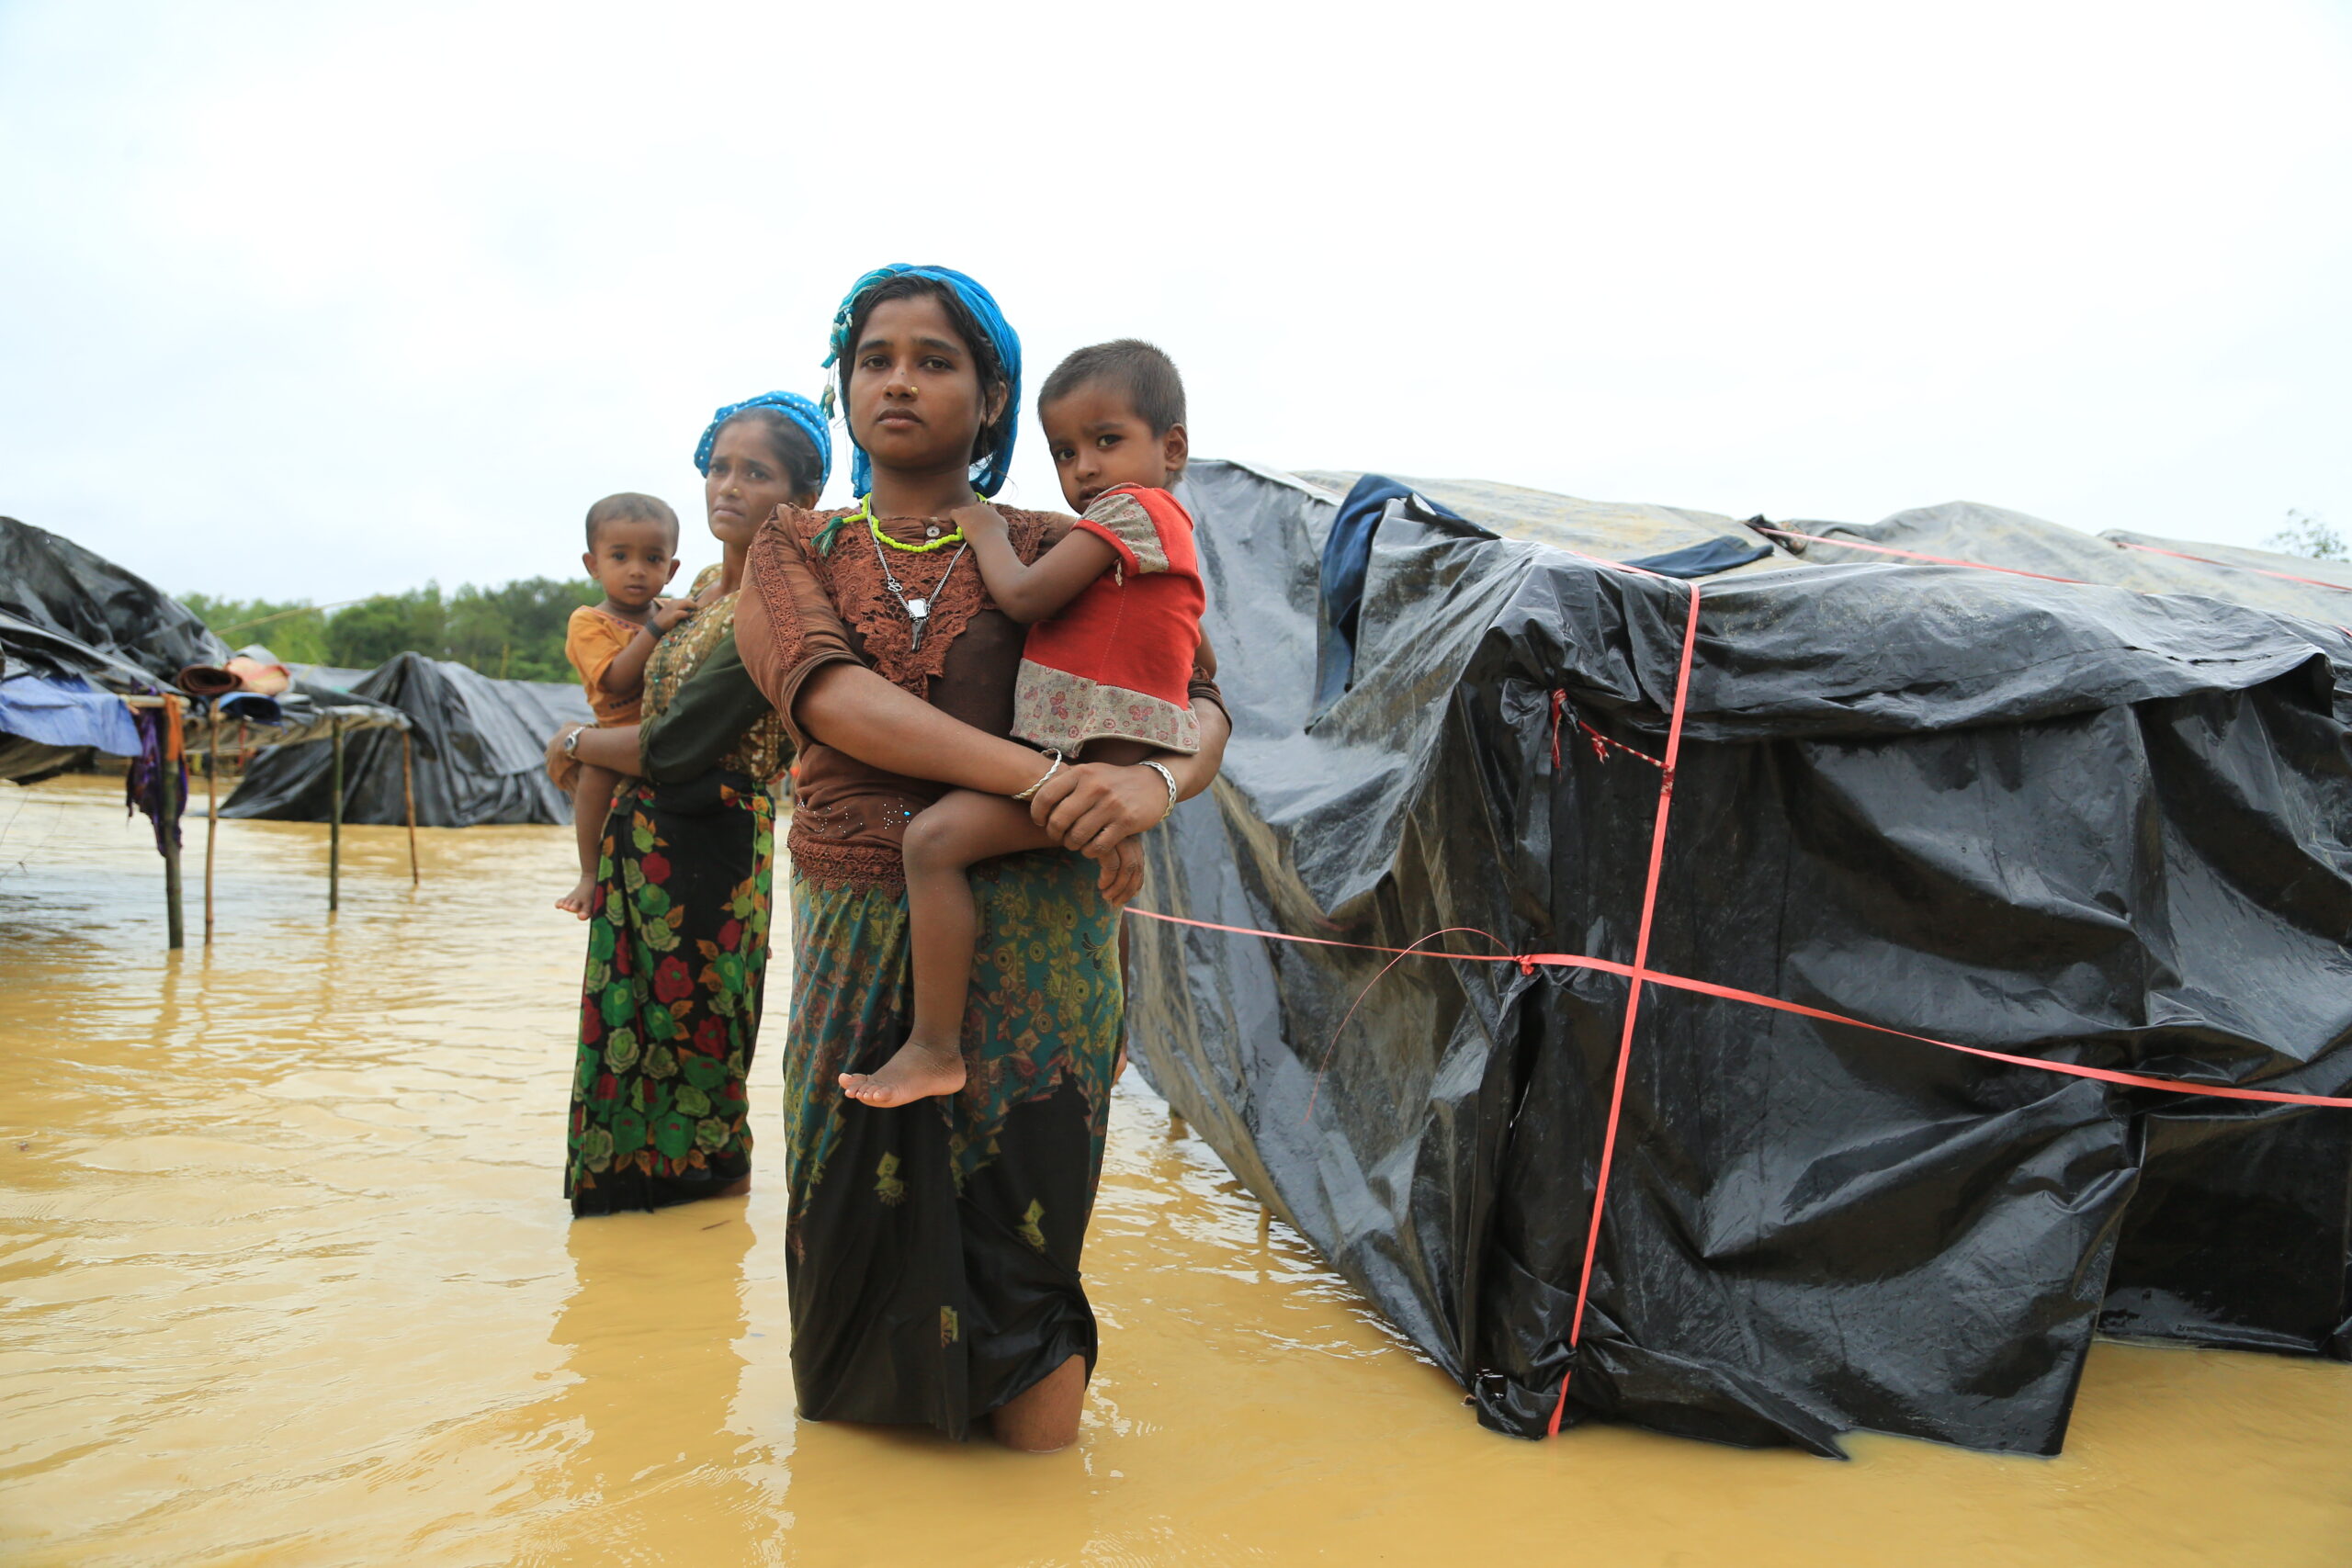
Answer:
[{"xmin": 3, "ymin": 772, "xmax": 2347, "ymax": 1565}]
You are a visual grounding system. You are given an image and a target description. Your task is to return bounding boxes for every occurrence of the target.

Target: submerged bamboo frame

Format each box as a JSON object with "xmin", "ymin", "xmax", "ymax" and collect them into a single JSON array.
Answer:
[{"xmin": 173, "ymin": 704, "xmax": 422, "ymax": 951}]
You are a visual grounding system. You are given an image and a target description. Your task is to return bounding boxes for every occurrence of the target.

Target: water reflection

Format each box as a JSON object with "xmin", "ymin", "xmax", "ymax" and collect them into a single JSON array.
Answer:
[{"xmin": 553, "ymin": 1204, "xmax": 755, "ymax": 1485}]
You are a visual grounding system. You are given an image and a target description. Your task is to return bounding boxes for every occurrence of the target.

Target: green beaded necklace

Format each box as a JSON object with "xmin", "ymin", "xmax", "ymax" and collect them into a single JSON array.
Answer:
[{"xmin": 813, "ymin": 492, "xmax": 978, "ymax": 555}]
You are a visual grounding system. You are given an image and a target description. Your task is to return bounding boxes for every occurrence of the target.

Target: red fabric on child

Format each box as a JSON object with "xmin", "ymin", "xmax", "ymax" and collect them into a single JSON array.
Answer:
[{"xmin": 1012, "ymin": 483, "xmax": 1204, "ymax": 756}]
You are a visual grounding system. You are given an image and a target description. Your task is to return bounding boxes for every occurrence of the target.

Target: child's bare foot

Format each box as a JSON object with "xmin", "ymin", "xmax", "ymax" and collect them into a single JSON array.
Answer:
[
  {"xmin": 840, "ymin": 1038, "xmax": 967, "ymax": 1107},
  {"xmin": 556, "ymin": 874, "xmax": 597, "ymax": 919}
]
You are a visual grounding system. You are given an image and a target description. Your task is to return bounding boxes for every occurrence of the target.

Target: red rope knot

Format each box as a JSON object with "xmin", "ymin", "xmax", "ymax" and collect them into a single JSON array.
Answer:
[
  {"xmin": 1555, "ymin": 692, "xmax": 1668, "ymax": 772},
  {"xmin": 1555, "ymin": 689, "xmax": 1658, "ymax": 770},
  {"xmin": 1517, "ymin": 955, "xmax": 1538, "ymax": 976}
]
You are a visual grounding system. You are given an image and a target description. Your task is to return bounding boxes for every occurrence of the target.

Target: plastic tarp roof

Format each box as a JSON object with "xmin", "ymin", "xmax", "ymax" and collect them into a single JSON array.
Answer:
[
  {"xmin": 0, "ymin": 515, "xmax": 227, "ymax": 689},
  {"xmin": 1299, "ymin": 468, "xmax": 1803, "ymax": 581},
  {"xmin": 1126, "ymin": 459, "xmax": 2352, "ymax": 1457},
  {"xmin": 1776, "ymin": 501, "xmax": 2352, "ymax": 626},
  {"xmin": 0, "ymin": 519, "xmax": 410, "ymax": 784},
  {"xmin": 221, "ymin": 651, "xmax": 589, "ymax": 828}
]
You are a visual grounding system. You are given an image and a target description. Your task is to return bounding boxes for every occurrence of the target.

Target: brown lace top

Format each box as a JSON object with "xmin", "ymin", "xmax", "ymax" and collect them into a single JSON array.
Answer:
[{"xmin": 739, "ymin": 502, "xmax": 1220, "ymax": 890}]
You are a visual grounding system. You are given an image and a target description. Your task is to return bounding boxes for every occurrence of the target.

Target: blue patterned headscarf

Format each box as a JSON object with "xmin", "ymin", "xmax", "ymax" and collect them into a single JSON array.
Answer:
[
  {"xmin": 693, "ymin": 390, "xmax": 833, "ymax": 489},
  {"xmin": 821, "ymin": 265, "xmax": 1022, "ymax": 499}
]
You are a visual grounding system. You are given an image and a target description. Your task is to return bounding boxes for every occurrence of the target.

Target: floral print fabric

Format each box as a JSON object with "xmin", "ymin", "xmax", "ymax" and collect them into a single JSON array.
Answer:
[{"xmin": 566, "ymin": 772, "xmax": 773, "ymax": 1213}]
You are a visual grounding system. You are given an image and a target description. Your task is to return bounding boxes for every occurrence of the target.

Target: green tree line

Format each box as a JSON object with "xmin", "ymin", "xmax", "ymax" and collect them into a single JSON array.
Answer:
[
  {"xmin": 181, "ymin": 578, "xmax": 605, "ymax": 683},
  {"xmin": 2267, "ymin": 510, "xmax": 2347, "ymax": 562}
]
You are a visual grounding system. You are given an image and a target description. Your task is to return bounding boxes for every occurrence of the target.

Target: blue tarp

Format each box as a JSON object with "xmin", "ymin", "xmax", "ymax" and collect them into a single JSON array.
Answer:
[{"xmin": 0, "ymin": 672, "xmax": 141, "ymax": 756}]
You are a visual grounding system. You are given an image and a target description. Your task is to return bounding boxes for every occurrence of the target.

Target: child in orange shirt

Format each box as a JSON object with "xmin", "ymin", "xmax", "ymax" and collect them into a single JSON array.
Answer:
[{"xmin": 557, "ymin": 493, "xmax": 690, "ymax": 918}]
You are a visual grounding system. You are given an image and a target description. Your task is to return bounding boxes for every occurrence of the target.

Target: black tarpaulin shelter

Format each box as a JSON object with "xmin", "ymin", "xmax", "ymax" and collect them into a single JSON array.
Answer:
[
  {"xmin": 2, "ymin": 516, "xmax": 416, "ymax": 944},
  {"xmin": 1, "ymin": 513, "xmax": 227, "ymax": 784},
  {"xmin": 0, "ymin": 516, "xmax": 411, "ymax": 773},
  {"xmin": 1126, "ymin": 459, "xmax": 2352, "ymax": 1458},
  {"xmin": 0, "ymin": 515, "xmax": 228, "ymax": 682},
  {"xmin": 223, "ymin": 651, "xmax": 589, "ymax": 828}
]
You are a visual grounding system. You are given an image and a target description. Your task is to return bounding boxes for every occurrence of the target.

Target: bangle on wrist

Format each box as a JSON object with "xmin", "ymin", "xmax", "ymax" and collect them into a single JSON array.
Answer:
[
  {"xmin": 1012, "ymin": 750, "xmax": 1065, "ymax": 803},
  {"xmin": 1140, "ymin": 760, "xmax": 1179, "ymax": 823},
  {"xmin": 561, "ymin": 726, "xmax": 584, "ymax": 760}
]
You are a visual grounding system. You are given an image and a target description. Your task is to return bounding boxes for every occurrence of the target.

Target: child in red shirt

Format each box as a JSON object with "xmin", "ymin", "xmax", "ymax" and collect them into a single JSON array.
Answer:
[{"xmin": 840, "ymin": 341, "xmax": 1205, "ymax": 1106}]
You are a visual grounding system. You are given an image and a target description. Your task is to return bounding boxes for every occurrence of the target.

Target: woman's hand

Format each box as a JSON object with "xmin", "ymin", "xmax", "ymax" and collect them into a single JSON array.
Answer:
[
  {"xmin": 1031, "ymin": 761, "xmax": 1167, "ymax": 857},
  {"xmin": 1096, "ymin": 837, "xmax": 1144, "ymax": 906},
  {"xmin": 547, "ymin": 725, "xmax": 584, "ymax": 783}
]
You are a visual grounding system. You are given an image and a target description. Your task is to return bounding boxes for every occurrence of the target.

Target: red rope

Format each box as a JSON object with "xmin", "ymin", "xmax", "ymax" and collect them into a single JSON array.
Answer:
[
  {"xmin": 1550, "ymin": 690, "xmax": 1665, "ymax": 771},
  {"xmin": 1301, "ymin": 927, "xmax": 1511, "ymax": 1125},
  {"xmin": 1544, "ymin": 576, "xmax": 1700, "ymax": 1432},
  {"xmin": 1754, "ymin": 525, "xmax": 2088, "ymax": 584},
  {"xmin": 2109, "ymin": 537, "xmax": 2352, "ymax": 594},
  {"xmin": 1125, "ymin": 906, "xmax": 2352, "ymax": 1113}
]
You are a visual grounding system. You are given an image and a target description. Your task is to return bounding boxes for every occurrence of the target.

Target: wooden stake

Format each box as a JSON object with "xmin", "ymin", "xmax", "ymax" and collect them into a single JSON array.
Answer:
[
  {"xmin": 162, "ymin": 732, "xmax": 184, "ymax": 951},
  {"xmin": 328, "ymin": 715, "xmax": 344, "ymax": 913},
  {"xmin": 401, "ymin": 727, "xmax": 420, "ymax": 886},
  {"xmin": 204, "ymin": 712, "xmax": 219, "ymax": 945}
]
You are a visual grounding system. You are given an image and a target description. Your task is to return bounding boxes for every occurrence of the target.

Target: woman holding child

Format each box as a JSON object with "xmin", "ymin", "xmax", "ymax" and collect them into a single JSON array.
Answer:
[
  {"xmin": 733, "ymin": 265, "xmax": 1226, "ymax": 1451},
  {"xmin": 555, "ymin": 392, "xmax": 831, "ymax": 1216}
]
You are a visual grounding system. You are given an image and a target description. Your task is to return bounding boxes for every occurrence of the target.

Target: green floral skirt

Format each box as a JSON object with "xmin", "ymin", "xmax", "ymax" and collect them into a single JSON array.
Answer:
[
  {"xmin": 566, "ymin": 771, "xmax": 774, "ymax": 1215},
  {"xmin": 782, "ymin": 851, "xmax": 1123, "ymax": 1439}
]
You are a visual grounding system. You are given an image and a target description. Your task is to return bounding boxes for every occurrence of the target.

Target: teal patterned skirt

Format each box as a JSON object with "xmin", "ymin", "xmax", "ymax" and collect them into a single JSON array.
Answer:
[
  {"xmin": 781, "ymin": 850, "xmax": 1124, "ymax": 1439},
  {"xmin": 566, "ymin": 771, "xmax": 774, "ymax": 1215}
]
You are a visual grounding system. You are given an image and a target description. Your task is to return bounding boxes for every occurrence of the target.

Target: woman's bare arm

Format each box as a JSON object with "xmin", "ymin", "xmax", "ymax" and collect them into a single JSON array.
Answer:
[
  {"xmin": 795, "ymin": 663, "xmax": 1058, "ymax": 796},
  {"xmin": 549, "ymin": 723, "xmax": 641, "ymax": 777},
  {"xmin": 799, "ymin": 663, "xmax": 1148, "ymax": 900}
]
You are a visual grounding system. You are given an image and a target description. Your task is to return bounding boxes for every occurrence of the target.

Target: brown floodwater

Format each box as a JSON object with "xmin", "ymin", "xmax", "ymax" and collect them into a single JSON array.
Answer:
[{"xmin": 3, "ymin": 772, "xmax": 2347, "ymax": 1566}]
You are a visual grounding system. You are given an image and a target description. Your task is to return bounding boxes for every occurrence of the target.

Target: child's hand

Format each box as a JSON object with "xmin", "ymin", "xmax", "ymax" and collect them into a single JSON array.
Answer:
[
  {"xmin": 650, "ymin": 597, "xmax": 696, "ymax": 632},
  {"xmin": 948, "ymin": 502, "xmax": 1007, "ymax": 540}
]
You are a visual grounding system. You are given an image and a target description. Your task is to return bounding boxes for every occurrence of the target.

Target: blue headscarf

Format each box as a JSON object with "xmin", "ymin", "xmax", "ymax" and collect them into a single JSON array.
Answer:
[
  {"xmin": 693, "ymin": 390, "xmax": 833, "ymax": 489},
  {"xmin": 822, "ymin": 265, "xmax": 1022, "ymax": 500}
]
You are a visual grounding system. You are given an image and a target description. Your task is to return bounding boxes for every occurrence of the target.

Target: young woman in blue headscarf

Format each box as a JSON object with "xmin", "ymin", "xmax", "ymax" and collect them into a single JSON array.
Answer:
[
  {"xmin": 552, "ymin": 392, "xmax": 830, "ymax": 1215},
  {"xmin": 732, "ymin": 266, "xmax": 1230, "ymax": 1451}
]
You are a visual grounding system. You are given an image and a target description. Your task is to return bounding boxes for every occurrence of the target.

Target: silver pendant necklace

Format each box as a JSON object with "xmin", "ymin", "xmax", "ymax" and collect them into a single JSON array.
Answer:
[{"xmin": 867, "ymin": 526, "xmax": 969, "ymax": 651}]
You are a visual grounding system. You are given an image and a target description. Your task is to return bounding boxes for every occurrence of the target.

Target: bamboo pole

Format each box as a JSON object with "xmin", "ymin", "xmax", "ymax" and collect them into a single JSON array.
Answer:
[
  {"xmin": 162, "ymin": 734, "xmax": 184, "ymax": 951},
  {"xmin": 401, "ymin": 728, "xmax": 420, "ymax": 886},
  {"xmin": 328, "ymin": 715, "xmax": 344, "ymax": 913},
  {"xmin": 204, "ymin": 711, "xmax": 219, "ymax": 945}
]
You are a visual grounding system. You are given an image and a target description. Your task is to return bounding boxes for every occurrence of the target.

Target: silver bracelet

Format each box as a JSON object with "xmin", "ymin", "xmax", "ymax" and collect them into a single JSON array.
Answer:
[
  {"xmin": 1011, "ymin": 750, "xmax": 1065, "ymax": 803},
  {"xmin": 1140, "ymin": 760, "xmax": 1179, "ymax": 823}
]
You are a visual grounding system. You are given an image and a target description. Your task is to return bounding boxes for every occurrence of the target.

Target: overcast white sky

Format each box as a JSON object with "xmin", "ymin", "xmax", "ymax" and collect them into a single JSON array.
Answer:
[{"xmin": 4, "ymin": 0, "xmax": 2348, "ymax": 603}]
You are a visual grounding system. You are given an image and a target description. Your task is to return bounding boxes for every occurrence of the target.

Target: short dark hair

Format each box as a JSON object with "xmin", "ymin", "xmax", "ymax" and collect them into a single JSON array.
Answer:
[
  {"xmin": 1037, "ymin": 339, "xmax": 1185, "ymax": 435},
  {"xmin": 712, "ymin": 406, "xmax": 827, "ymax": 500},
  {"xmin": 584, "ymin": 492, "xmax": 680, "ymax": 551},
  {"xmin": 842, "ymin": 275, "xmax": 1014, "ymax": 481}
]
